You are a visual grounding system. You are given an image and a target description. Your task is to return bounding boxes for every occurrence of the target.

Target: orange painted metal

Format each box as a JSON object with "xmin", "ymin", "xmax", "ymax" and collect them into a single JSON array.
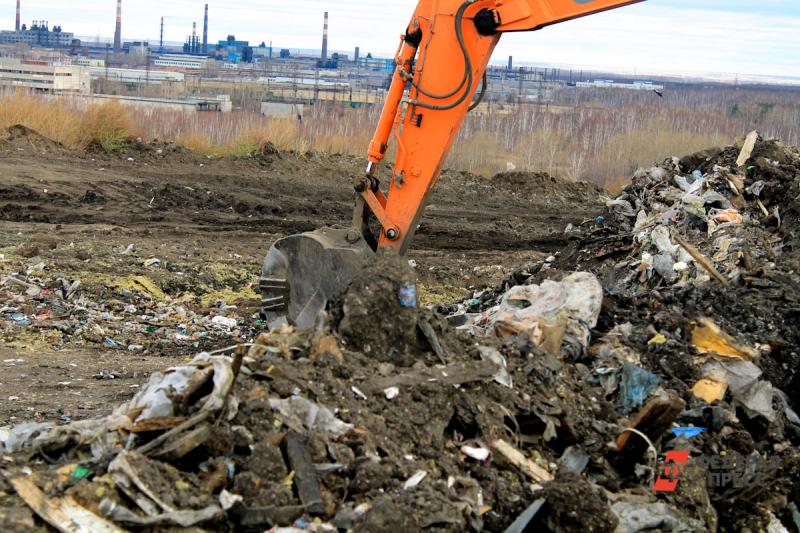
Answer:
[{"xmin": 363, "ymin": 0, "xmax": 644, "ymax": 253}]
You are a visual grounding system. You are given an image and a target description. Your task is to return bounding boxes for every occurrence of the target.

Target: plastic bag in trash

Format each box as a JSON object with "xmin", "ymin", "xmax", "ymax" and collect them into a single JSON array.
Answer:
[
  {"xmin": 746, "ymin": 180, "xmax": 766, "ymax": 197},
  {"xmin": 606, "ymin": 199, "xmax": 637, "ymax": 218},
  {"xmin": 0, "ymin": 423, "xmax": 53, "ymax": 454},
  {"xmin": 478, "ymin": 346, "xmax": 513, "ymax": 388},
  {"xmin": 121, "ymin": 366, "xmax": 199, "ymax": 421},
  {"xmin": 487, "ymin": 272, "xmax": 602, "ymax": 354},
  {"xmin": 618, "ymin": 363, "xmax": 661, "ymax": 413},
  {"xmin": 116, "ymin": 354, "xmax": 236, "ymax": 422},
  {"xmin": 268, "ymin": 396, "xmax": 354, "ymax": 437},
  {"xmin": 675, "ymin": 173, "xmax": 704, "ymax": 195},
  {"xmin": 653, "ymin": 254, "xmax": 678, "ymax": 283},
  {"xmin": 697, "ymin": 359, "xmax": 779, "ymax": 422},
  {"xmin": 612, "ymin": 500, "xmax": 704, "ymax": 533}
]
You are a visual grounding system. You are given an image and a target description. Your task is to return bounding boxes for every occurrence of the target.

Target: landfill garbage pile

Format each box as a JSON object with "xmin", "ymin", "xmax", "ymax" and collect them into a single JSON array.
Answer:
[
  {"xmin": 0, "ymin": 134, "xmax": 799, "ymax": 533},
  {"xmin": 444, "ymin": 132, "xmax": 800, "ymax": 531},
  {"xmin": 0, "ymin": 247, "xmax": 260, "ymax": 356}
]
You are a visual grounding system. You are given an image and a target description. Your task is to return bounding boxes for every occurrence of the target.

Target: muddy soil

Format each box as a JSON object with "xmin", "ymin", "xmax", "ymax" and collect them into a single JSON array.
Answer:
[{"xmin": 0, "ymin": 126, "xmax": 603, "ymax": 425}]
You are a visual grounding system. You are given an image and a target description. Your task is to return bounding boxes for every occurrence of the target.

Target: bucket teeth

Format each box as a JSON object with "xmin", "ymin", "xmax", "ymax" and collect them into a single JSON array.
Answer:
[
  {"xmin": 260, "ymin": 277, "xmax": 288, "ymax": 290},
  {"xmin": 259, "ymin": 276, "xmax": 289, "ymax": 316}
]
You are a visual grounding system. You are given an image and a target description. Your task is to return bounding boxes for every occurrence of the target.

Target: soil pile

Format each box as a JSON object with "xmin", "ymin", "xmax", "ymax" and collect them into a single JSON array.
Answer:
[{"xmin": 492, "ymin": 170, "xmax": 606, "ymax": 205}]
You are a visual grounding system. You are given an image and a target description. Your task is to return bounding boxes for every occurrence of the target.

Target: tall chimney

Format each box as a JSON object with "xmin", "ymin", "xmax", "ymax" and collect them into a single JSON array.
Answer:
[
  {"xmin": 15, "ymin": 0, "xmax": 20, "ymax": 31},
  {"xmin": 354, "ymin": 46, "xmax": 359, "ymax": 63},
  {"xmin": 508, "ymin": 56, "xmax": 513, "ymax": 70},
  {"xmin": 321, "ymin": 11, "xmax": 328, "ymax": 61},
  {"xmin": 113, "ymin": 0, "xmax": 122, "ymax": 53},
  {"xmin": 192, "ymin": 21, "xmax": 197, "ymax": 54},
  {"xmin": 202, "ymin": 4, "xmax": 208, "ymax": 54}
]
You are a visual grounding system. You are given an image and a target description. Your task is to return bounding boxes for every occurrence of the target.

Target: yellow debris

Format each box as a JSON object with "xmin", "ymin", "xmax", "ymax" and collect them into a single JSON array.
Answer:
[
  {"xmin": 691, "ymin": 318, "xmax": 758, "ymax": 360},
  {"xmin": 692, "ymin": 378, "xmax": 728, "ymax": 403},
  {"xmin": 648, "ymin": 334, "xmax": 668, "ymax": 345},
  {"xmin": 108, "ymin": 275, "xmax": 166, "ymax": 300},
  {"xmin": 200, "ymin": 287, "xmax": 259, "ymax": 307}
]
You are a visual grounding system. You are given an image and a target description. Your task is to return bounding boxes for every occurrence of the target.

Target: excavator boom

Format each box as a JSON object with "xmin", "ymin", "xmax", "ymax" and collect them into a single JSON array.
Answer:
[{"xmin": 262, "ymin": 0, "xmax": 644, "ymax": 327}]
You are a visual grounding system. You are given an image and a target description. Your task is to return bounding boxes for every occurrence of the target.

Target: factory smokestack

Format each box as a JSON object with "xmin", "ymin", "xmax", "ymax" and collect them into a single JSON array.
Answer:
[
  {"xmin": 113, "ymin": 0, "xmax": 122, "ymax": 53},
  {"xmin": 202, "ymin": 3, "xmax": 208, "ymax": 54},
  {"xmin": 508, "ymin": 56, "xmax": 513, "ymax": 70},
  {"xmin": 321, "ymin": 11, "xmax": 328, "ymax": 60},
  {"xmin": 15, "ymin": 0, "xmax": 20, "ymax": 31}
]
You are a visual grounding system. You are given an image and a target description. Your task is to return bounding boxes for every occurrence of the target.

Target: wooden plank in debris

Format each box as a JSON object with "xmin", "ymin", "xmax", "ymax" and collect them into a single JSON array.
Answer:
[
  {"xmin": 736, "ymin": 131, "xmax": 759, "ymax": 167},
  {"xmin": 131, "ymin": 417, "xmax": 187, "ymax": 433},
  {"xmin": 151, "ymin": 424, "xmax": 212, "ymax": 461},
  {"xmin": 231, "ymin": 504, "xmax": 306, "ymax": 529},
  {"xmin": 367, "ymin": 361, "xmax": 499, "ymax": 393},
  {"xmin": 11, "ymin": 476, "xmax": 125, "ymax": 533},
  {"xmin": 491, "ymin": 439, "xmax": 554, "ymax": 483},
  {"xmin": 671, "ymin": 232, "xmax": 729, "ymax": 286},
  {"xmin": 285, "ymin": 431, "xmax": 325, "ymax": 516},
  {"xmin": 616, "ymin": 394, "xmax": 686, "ymax": 454}
]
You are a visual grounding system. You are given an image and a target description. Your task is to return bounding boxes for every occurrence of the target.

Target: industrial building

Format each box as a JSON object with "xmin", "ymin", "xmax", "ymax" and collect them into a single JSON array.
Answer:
[
  {"xmin": 75, "ymin": 58, "xmax": 105, "ymax": 68},
  {"xmin": 0, "ymin": 58, "xmax": 89, "ymax": 94},
  {"xmin": 153, "ymin": 54, "xmax": 209, "ymax": 70},
  {"xmin": 89, "ymin": 66, "xmax": 184, "ymax": 84},
  {"xmin": 90, "ymin": 94, "xmax": 231, "ymax": 113},
  {"xmin": 261, "ymin": 101, "xmax": 304, "ymax": 119},
  {"xmin": 216, "ymin": 35, "xmax": 251, "ymax": 63},
  {"xmin": 576, "ymin": 79, "xmax": 665, "ymax": 91},
  {"xmin": 0, "ymin": 22, "xmax": 74, "ymax": 47}
]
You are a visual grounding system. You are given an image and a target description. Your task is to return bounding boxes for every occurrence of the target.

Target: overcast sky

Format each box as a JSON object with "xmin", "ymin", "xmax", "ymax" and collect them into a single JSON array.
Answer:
[{"xmin": 4, "ymin": 1, "xmax": 800, "ymax": 78}]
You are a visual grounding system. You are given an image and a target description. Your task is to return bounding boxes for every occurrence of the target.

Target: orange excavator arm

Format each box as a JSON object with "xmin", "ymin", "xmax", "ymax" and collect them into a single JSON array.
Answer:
[
  {"xmin": 357, "ymin": 0, "xmax": 644, "ymax": 254},
  {"xmin": 260, "ymin": 0, "xmax": 644, "ymax": 326}
]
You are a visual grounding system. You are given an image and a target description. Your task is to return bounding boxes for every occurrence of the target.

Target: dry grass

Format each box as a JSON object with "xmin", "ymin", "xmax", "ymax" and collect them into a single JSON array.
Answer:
[
  {"xmin": 1, "ymin": 86, "xmax": 798, "ymax": 190},
  {"xmin": 0, "ymin": 92, "xmax": 137, "ymax": 151}
]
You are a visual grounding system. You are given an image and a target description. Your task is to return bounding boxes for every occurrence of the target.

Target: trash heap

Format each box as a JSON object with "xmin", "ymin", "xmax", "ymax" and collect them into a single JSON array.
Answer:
[
  {"xmin": 445, "ymin": 132, "xmax": 800, "ymax": 530},
  {"xmin": 1, "ymin": 134, "xmax": 800, "ymax": 532},
  {"xmin": 0, "ymin": 253, "xmax": 257, "ymax": 354}
]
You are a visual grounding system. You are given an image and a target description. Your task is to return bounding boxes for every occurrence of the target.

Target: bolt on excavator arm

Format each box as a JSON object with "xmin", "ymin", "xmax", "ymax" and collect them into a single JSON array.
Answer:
[{"xmin": 359, "ymin": 0, "xmax": 644, "ymax": 254}]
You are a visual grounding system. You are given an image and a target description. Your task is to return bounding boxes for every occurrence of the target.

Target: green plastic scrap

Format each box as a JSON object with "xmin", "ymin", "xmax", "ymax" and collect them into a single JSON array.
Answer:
[
  {"xmin": 72, "ymin": 466, "xmax": 92, "ymax": 480},
  {"xmin": 790, "ymin": 502, "xmax": 800, "ymax": 530}
]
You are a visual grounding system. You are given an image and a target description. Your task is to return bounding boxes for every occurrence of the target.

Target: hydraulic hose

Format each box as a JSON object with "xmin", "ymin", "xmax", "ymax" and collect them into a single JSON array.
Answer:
[
  {"xmin": 410, "ymin": 0, "xmax": 475, "ymax": 111},
  {"xmin": 469, "ymin": 73, "xmax": 488, "ymax": 111}
]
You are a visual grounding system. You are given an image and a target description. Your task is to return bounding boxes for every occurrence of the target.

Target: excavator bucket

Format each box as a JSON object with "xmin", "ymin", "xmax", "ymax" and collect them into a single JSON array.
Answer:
[{"xmin": 260, "ymin": 227, "xmax": 373, "ymax": 328}]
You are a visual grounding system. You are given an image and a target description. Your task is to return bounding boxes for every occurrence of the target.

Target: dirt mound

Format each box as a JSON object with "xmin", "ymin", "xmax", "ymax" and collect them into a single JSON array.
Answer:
[
  {"xmin": 491, "ymin": 171, "xmax": 606, "ymax": 204},
  {"xmin": 0, "ymin": 124, "xmax": 73, "ymax": 156}
]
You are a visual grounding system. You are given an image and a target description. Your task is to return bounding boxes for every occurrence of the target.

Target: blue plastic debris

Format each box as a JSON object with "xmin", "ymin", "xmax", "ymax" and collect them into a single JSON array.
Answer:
[
  {"xmin": 619, "ymin": 363, "xmax": 661, "ymax": 412},
  {"xmin": 104, "ymin": 338, "xmax": 119, "ymax": 348},
  {"xmin": 11, "ymin": 313, "xmax": 29, "ymax": 326},
  {"xmin": 596, "ymin": 215, "xmax": 606, "ymax": 224},
  {"xmin": 398, "ymin": 283, "xmax": 417, "ymax": 308},
  {"xmin": 672, "ymin": 427, "xmax": 707, "ymax": 439}
]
